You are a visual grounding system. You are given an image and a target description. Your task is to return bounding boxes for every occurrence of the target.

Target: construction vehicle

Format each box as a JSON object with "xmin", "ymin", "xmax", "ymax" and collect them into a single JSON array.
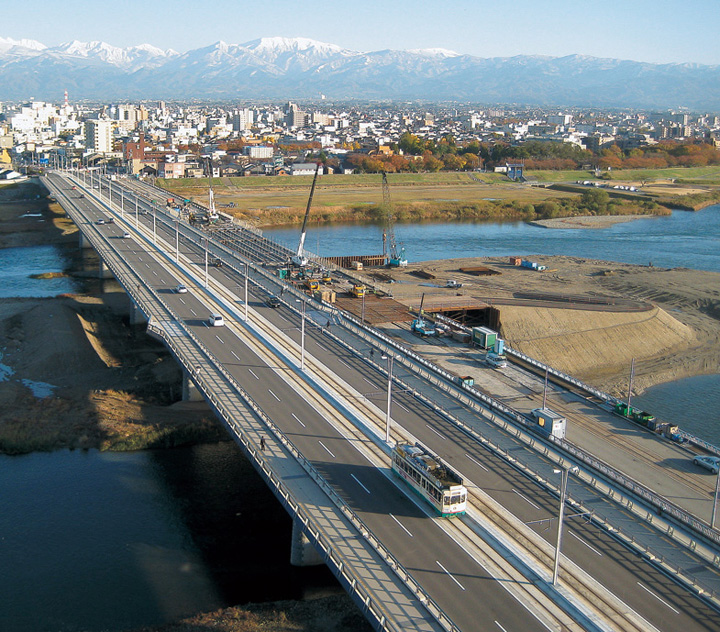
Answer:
[
  {"xmin": 411, "ymin": 293, "xmax": 436, "ymax": 337},
  {"xmin": 445, "ymin": 279, "xmax": 462, "ymax": 288},
  {"xmin": 351, "ymin": 284, "xmax": 367, "ymax": 298},
  {"xmin": 291, "ymin": 163, "xmax": 321, "ymax": 267},
  {"xmin": 381, "ymin": 172, "xmax": 408, "ymax": 267},
  {"xmin": 305, "ymin": 279, "xmax": 320, "ymax": 292}
]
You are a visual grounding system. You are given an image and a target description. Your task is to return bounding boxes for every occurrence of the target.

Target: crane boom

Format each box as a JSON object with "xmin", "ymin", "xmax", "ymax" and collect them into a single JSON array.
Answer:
[{"xmin": 292, "ymin": 163, "xmax": 321, "ymax": 267}]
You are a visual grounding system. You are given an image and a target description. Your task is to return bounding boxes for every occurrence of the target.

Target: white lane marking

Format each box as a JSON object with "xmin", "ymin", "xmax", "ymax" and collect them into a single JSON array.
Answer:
[
  {"xmin": 512, "ymin": 489, "xmax": 540, "ymax": 510},
  {"xmin": 230, "ymin": 351, "xmax": 241, "ymax": 361},
  {"xmin": 145, "ymin": 263, "xmax": 150, "ymax": 268},
  {"xmin": 425, "ymin": 424, "xmax": 446, "ymax": 440},
  {"xmin": 396, "ymin": 401, "xmax": 410, "ymax": 413},
  {"xmin": 436, "ymin": 560, "xmax": 465, "ymax": 591},
  {"xmin": 190, "ymin": 309, "xmax": 196, "ymax": 316},
  {"xmin": 152, "ymin": 270, "xmax": 157, "ymax": 276},
  {"xmin": 160, "ymin": 279, "xmax": 165, "ymax": 284},
  {"xmin": 494, "ymin": 622, "xmax": 509, "ymax": 632},
  {"xmin": 318, "ymin": 441, "xmax": 335, "ymax": 458},
  {"xmin": 291, "ymin": 413, "xmax": 306, "ymax": 428},
  {"xmin": 390, "ymin": 513, "xmax": 413, "ymax": 537},
  {"xmin": 315, "ymin": 341, "xmax": 327, "ymax": 350},
  {"xmin": 338, "ymin": 359, "xmax": 352, "ymax": 370},
  {"xmin": 179, "ymin": 298, "xmax": 185, "ymax": 304},
  {"xmin": 363, "ymin": 377, "xmax": 377, "ymax": 388},
  {"xmin": 276, "ymin": 314, "xmax": 289, "ymax": 323},
  {"xmin": 215, "ymin": 335, "xmax": 224, "ymax": 344},
  {"xmin": 248, "ymin": 368, "xmax": 259, "ymax": 380},
  {"xmin": 268, "ymin": 389, "xmax": 280, "ymax": 402},
  {"xmin": 137, "ymin": 256, "xmax": 142, "ymax": 261},
  {"xmin": 636, "ymin": 582, "xmax": 679, "ymax": 614},
  {"xmin": 568, "ymin": 531, "xmax": 603, "ymax": 556},
  {"xmin": 351, "ymin": 473, "xmax": 371, "ymax": 494},
  {"xmin": 465, "ymin": 453, "xmax": 489, "ymax": 472}
]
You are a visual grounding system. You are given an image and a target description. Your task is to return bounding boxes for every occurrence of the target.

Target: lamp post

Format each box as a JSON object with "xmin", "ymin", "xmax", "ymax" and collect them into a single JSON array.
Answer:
[
  {"xmin": 244, "ymin": 262, "xmax": 249, "ymax": 322},
  {"xmin": 361, "ymin": 291, "xmax": 366, "ymax": 324},
  {"xmin": 203, "ymin": 238, "xmax": 209, "ymax": 289},
  {"xmin": 135, "ymin": 195, "xmax": 139, "ymax": 229},
  {"xmin": 296, "ymin": 298, "xmax": 306, "ymax": 371},
  {"xmin": 120, "ymin": 189, "xmax": 124, "ymax": 218},
  {"xmin": 381, "ymin": 353, "xmax": 396, "ymax": 444},
  {"xmin": 175, "ymin": 219, "xmax": 179, "ymax": 263},
  {"xmin": 712, "ymin": 468, "xmax": 720, "ymax": 529},
  {"xmin": 552, "ymin": 465, "xmax": 578, "ymax": 586},
  {"xmin": 152, "ymin": 204, "xmax": 157, "ymax": 245}
]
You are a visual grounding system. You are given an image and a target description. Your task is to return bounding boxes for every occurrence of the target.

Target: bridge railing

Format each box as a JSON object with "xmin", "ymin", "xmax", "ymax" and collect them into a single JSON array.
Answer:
[{"xmin": 146, "ymin": 311, "xmax": 461, "ymax": 632}]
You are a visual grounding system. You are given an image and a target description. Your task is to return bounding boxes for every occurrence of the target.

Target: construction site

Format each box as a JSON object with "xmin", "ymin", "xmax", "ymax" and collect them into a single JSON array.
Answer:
[{"xmin": 185, "ymin": 165, "xmax": 720, "ymax": 398}]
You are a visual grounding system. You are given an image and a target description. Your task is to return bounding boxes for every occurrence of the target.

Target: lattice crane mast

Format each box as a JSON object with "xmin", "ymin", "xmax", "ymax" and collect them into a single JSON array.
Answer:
[{"xmin": 381, "ymin": 172, "xmax": 407, "ymax": 267}]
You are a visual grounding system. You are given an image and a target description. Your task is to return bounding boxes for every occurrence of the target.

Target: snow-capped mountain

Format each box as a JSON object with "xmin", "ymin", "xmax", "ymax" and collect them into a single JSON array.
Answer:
[{"xmin": 0, "ymin": 35, "xmax": 718, "ymax": 110}]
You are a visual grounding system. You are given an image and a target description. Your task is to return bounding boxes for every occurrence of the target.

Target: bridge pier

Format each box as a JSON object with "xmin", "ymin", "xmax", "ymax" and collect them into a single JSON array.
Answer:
[
  {"xmin": 79, "ymin": 232, "xmax": 93, "ymax": 250},
  {"xmin": 290, "ymin": 519, "xmax": 324, "ymax": 566},
  {"xmin": 129, "ymin": 300, "xmax": 148, "ymax": 326},
  {"xmin": 98, "ymin": 259, "xmax": 114, "ymax": 280},
  {"xmin": 181, "ymin": 370, "xmax": 204, "ymax": 402}
]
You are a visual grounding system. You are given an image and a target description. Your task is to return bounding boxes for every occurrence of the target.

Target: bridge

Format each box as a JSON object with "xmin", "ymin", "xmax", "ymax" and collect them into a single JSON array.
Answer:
[{"xmin": 43, "ymin": 170, "xmax": 720, "ymax": 632}]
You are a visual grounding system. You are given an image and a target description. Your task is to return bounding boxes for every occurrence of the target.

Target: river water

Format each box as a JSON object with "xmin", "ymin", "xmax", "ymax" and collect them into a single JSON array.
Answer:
[{"xmin": 1, "ymin": 205, "xmax": 719, "ymax": 630}]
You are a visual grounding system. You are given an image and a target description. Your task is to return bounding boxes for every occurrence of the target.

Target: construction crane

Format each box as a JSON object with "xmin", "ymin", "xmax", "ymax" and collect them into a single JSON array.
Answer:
[
  {"xmin": 291, "ymin": 163, "xmax": 321, "ymax": 267},
  {"xmin": 381, "ymin": 172, "xmax": 407, "ymax": 267}
]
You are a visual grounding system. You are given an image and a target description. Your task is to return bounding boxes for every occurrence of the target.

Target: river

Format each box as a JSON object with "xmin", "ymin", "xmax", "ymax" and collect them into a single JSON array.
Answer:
[{"xmin": 1, "ymin": 205, "xmax": 719, "ymax": 630}]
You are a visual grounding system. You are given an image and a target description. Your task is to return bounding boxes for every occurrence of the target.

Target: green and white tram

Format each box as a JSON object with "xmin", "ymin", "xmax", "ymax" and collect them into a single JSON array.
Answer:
[{"xmin": 391, "ymin": 443, "xmax": 467, "ymax": 517}]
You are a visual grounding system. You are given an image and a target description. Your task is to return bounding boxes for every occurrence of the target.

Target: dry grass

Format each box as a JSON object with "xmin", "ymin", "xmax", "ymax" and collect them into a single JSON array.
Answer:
[{"xmin": 127, "ymin": 595, "xmax": 373, "ymax": 632}]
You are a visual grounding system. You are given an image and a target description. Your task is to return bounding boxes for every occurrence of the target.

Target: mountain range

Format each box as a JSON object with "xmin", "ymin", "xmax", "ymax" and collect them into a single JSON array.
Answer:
[{"xmin": 1, "ymin": 36, "xmax": 718, "ymax": 110}]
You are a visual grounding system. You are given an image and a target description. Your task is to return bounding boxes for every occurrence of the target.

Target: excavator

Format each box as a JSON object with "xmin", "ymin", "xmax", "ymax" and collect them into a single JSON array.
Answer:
[{"xmin": 291, "ymin": 163, "xmax": 321, "ymax": 267}]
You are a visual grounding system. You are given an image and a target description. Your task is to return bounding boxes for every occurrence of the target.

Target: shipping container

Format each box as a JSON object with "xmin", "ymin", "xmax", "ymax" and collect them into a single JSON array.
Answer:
[
  {"xmin": 530, "ymin": 408, "xmax": 567, "ymax": 439},
  {"xmin": 472, "ymin": 326, "xmax": 497, "ymax": 349}
]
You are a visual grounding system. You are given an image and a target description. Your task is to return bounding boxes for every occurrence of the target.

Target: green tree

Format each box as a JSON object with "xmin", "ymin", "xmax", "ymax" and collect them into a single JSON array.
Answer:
[{"xmin": 580, "ymin": 188, "xmax": 610, "ymax": 214}]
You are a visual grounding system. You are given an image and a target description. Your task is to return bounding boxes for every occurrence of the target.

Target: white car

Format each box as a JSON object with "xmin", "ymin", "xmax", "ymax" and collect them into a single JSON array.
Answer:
[
  {"xmin": 208, "ymin": 313, "xmax": 225, "ymax": 327},
  {"xmin": 693, "ymin": 455, "xmax": 720, "ymax": 474},
  {"xmin": 175, "ymin": 284, "xmax": 188, "ymax": 294},
  {"xmin": 122, "ymin": 232, "xmax": 131, "ymax": 239}
]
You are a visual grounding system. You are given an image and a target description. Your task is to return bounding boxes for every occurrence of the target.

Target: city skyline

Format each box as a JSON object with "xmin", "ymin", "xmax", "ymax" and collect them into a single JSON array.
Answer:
[{"xmin": 7, "ymin": 0, "xmax": 720, "ymax": 66}]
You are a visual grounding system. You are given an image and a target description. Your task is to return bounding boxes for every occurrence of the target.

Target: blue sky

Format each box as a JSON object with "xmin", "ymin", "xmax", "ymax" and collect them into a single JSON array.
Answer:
[{"xmin": 7, "ymin": 0, "xmax": 720, "ymax": 64}]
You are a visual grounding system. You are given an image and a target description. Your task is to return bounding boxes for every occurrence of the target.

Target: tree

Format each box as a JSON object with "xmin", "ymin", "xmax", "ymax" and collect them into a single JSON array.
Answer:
[{"xmin": 580, "ymin": 188, "xmax": 610, "ymax": 214}]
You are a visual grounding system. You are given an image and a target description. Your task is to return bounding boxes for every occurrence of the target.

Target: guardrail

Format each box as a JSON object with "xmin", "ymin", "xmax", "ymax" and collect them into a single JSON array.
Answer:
[
  {"xmin": 49, "ymin": 173, "xmax": 457, "ymax": 632},
  {"xmin": 56, "ymin": 172, "xmax": 720, "ymax": 594}
]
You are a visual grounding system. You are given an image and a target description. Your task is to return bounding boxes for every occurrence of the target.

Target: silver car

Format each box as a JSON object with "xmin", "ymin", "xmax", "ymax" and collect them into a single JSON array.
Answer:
[{"xmin": 693, "ymin": 455, "xmax": 720, "ymax": 474}]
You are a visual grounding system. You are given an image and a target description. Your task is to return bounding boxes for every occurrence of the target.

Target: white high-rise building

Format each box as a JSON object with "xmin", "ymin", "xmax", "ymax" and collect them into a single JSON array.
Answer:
[{"xmin": 84, "ymin": 119, "xmax": 113, "ymax": 154}]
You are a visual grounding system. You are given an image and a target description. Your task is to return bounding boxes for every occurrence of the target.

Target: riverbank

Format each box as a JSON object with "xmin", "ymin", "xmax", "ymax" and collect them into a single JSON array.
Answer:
[{"xmin": 375, "ymin": 255, "xmax": 720, "ymax": 397}]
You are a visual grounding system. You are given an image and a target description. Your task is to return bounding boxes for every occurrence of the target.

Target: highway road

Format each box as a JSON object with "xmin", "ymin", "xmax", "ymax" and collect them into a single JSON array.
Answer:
[{"xmin": 49, "ymin": 172, "xmax": 720, "ymax": 632}]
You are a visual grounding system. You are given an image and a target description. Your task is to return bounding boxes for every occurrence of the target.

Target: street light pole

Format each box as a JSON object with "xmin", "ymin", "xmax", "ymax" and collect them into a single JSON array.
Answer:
[
  {"xmin": 384, "ymin": 354, "xmax": 394, "ymax": 443},
  {"xmin": 244, "ymin": 263, "xmax": 249, "ymax": 322},
  {"xmin": 135, "ymin": 196, "xmax": 139, "ymax": 229},
  {"xmin": 152, "ymin": 205, "xmax": 157, "ymax": 245},
  {"xmin": 712, "ymin": 469, "xmax": 720, "ymax": 529},
  {"xmin": 175, "ymin": 220, "xmax": 179, "ymax": 263},
  {"xmin": 300, "ymin": 299, "xmax": 306, "ymax": 370},
  {"xmin": 552, "ymin": 465, "xmax": 575, "ymax": 586},
  {"xmin": 361, "ymin": 291, "xmax": 366, "ymax": 324},
  {"xmin": 204, "ymin": 239, "xmax": 209, "ymax": 289}
]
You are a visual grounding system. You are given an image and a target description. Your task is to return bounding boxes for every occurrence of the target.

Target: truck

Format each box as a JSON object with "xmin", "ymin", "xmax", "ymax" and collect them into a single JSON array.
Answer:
[
  {"xmin": 613, "ymin": 402, "xmax": 655, "ymax": 427},
  {"xmin": 350, "ymin": 284, "xmax": 367, "ymax": 298},
  {"xmin": 530, "ymin": 408, "xmax": 567, "ymax": 439},
  {"xmin": 446, "ymin": 279, "xmax": 463, "ymax": 288},
  {"xmin": 304, "ymin": 279, "xmax": 320, "ymax": 292},
  {"xmin": 411, "ymin": 318, "xmax": 437, "ymax": 337},
  {"xmin": 520, "ymin": 260, "xmax": 547, "ymax": 272}
]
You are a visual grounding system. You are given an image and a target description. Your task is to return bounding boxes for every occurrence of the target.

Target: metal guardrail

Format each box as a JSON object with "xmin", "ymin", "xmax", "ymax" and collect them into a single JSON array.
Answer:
[
  {"xmin": 58, "ymin": 172, "xmax": 720, "ymax": 598},
  {"xmin": 50, "ymin": 174, "xmax": 456, "ymax": 632}
]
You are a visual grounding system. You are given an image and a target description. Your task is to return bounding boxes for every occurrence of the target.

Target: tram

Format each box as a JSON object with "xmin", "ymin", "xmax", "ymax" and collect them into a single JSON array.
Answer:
[{"xmin": 391, "ymin": 443, "xmax": 467, "ymax": 517}]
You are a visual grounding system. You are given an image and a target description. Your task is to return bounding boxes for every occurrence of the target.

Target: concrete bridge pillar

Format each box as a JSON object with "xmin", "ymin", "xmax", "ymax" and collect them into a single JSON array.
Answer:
[
  {"xmin": 79, "ymin": 232, "xmax": 93, "ymax": 249},
  {"xmin": 129, "ymin": 301, "xmax": 148, "ymax": 326},
  {"xmin": 182, "ymin": 370, "xmax": 204, "ymax": 402},
  {"xmin": 290, "ymin": 519, "xmax": 324, "ymax": 567},
  {"xmin": 98, "ymin": 259, "xmax": 114, "ymax": 279}
]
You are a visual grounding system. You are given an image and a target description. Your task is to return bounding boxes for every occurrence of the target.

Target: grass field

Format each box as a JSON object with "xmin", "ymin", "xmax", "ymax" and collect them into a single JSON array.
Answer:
[{"xmin": 157, "ymin": 165, "xmax": 720, "ymax": 224}]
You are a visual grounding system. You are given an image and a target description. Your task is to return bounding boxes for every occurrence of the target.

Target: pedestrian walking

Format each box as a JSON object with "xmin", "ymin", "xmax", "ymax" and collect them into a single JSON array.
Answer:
[
  {"xmin": 260, "ymin": 436, "xmax": 266, "ymax": 451},
  {"xmin": 370, "ymin": 348, "xmax": 374, "ymax": 358}
]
